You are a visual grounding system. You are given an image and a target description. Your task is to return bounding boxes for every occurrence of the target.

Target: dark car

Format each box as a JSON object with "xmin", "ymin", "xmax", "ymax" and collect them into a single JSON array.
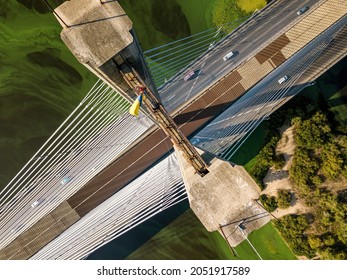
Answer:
[
  {"xmin": 297, "ymin": 6, "xmax": 309, "ymax": 15},
  {"xmin": 184, "ymin": 70, "xmax": 195, "ymax": 81}
]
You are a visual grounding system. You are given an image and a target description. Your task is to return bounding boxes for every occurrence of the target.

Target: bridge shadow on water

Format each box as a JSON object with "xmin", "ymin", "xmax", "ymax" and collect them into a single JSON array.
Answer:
[{"xmin": 87, "ymin": 200, "xmax": 189, "ymax": 260}]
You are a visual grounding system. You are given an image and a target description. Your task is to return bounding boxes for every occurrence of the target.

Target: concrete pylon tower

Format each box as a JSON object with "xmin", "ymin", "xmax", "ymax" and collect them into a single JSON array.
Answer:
[
  {"xmin": 174, "ymin": 147, "xmax": 269, "ymax": 247},
  {"xmin": 54, "ymin": 0, "xmax": 157, "ymax": 105},
  {"xmin": 55, "ymin": 0, "xmax": 270, "ymax": 248}
]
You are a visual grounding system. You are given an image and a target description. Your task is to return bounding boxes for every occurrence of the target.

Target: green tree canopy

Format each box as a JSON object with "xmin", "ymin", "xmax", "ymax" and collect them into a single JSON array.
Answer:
[
  {"xmin": 211, "ymin": 0, "xmax": 249, "ymax": 32},
  {"xmin": 277, "ymin": 189, "xmax": 292, "ymax": 209}
]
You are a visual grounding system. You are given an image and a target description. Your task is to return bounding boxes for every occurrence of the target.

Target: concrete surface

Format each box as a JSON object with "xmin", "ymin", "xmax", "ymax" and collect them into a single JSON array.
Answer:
[
  {"xmin": 175, "ymin": 146, "xmax": 270, "ymax": 246},
  {"xmin": 55, "ymin": 0, "xmax": 133, "ymax": 67}
]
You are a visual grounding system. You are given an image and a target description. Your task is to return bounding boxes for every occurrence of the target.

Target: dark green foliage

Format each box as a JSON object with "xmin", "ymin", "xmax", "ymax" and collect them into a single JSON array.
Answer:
[
  {"xmin": 211, "ymin": 0, "xmax": 249, "ymax": 32},
  {"xmin": 295, "ymin": 112, "xmax": 331, "ymax": 150},
  {"xmin": 262, "ymin": 101, "xmax": 347, "ymax": 259},
  {"xmin": 277, "ymin": 189, "xmax": 292, "ymax": 209},
  {"xmin": 289, "ymin": 148, "xmax": 320, "ymax": 191},
  {"xmin": 274, "ymin": 214, "xmax": 315, "ymax": 258},
  {"xmin": 289, "ymin": 111, "xmax": 347, "ymax": 191},
  {"xmin": 286, "ymin": 109, "xmax": 347, "ymax": 259},
  {"xmin": 249, "ymin": 135, "xmax": 280, "ymax": 190},
  {"xmin": 273, "ymin": 153, "xmax": 286, "ymax": 170},
  {"xmin": 321, "ymin": 141, "xmax": 344, "ymax": 179},
  {"xmin": 259, "ymin": 194, "xmax": 277, "ymax": 212}
]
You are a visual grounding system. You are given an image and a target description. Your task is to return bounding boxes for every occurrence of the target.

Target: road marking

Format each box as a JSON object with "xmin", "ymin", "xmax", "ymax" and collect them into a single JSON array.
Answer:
[{"xmin": 166, "ymin": 95, "xmax": 175, "ymax": 101}]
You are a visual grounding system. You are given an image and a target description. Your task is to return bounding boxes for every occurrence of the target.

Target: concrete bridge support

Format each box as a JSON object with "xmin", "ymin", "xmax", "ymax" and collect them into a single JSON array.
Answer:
[{"xmin": 175, "ymin": 147, "xmax": 269, "ymax": 247}]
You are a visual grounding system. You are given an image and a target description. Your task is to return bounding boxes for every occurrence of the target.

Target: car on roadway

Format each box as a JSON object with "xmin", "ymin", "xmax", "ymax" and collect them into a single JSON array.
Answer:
[
  {"xmin": 31, "ymin": 198, "xmax": 44, "ymax": 208},
  {"xmin": 184, "ymin": 70, "xmax": 195, "ymax": 81},
  {"xmin": 11, "ymin": 224, "xmax": 25, "ymax": 234},
  {"xmin": 297, "ymin": 6, "xmax": 309, "ymax": 15},
  {"xmin": 278, "ymin": 75, "xmax": 289, "ymax": 84},
  {"xmin": 31, "ymin": 200, "xmax": 39, "ymax": 208},
  {"xmin": 223, "ymin": 51, "xmax": 234, "ymax": 61},
  {"xmin": 61, "ymin": 176, "xmax": 72, "ymax": 185}
]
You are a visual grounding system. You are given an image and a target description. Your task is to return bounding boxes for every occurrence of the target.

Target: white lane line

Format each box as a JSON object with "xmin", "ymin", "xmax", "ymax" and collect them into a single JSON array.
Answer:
[{"xmin": 166, "ymin": 95, "xmax": 175, "ymax": 101}]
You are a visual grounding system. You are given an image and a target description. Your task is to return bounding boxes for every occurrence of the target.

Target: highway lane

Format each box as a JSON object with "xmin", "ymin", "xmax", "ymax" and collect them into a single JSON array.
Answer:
[
  {"xmin": 191, "ymin": 13, "xmax": 347, "ymax": 157},
  {"xmin": 1, "ymin": 1, "xmax": 316, "ymax": 242},
  {"xmin": 0, "ymin": 0, "xmax": 344, "ymax": 258},
  {"xmin": 31, "ymin": 152, "xmax": 185, "ymax": 259},
  {"xmin": 159, "ymin": 0, "xmax": 321, "ymax": 113},
  {"xmin": 0, "ymin": 111, "xmax": 153, "ymax": 249}
]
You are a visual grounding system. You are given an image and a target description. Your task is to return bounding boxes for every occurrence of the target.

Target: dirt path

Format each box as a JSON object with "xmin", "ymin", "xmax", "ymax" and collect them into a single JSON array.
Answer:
[{"xmin": 261, "ymin": 125, "xmax": 310, "ymax": 218}]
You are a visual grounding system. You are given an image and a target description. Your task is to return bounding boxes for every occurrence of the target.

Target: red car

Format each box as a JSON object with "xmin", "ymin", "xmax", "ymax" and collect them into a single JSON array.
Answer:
[{"xmin": 184, "ymin": 70, "xmax": 195, "ymax": 81}]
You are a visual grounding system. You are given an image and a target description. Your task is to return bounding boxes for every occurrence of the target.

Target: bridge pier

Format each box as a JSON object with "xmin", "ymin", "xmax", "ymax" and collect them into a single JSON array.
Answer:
[
  {"xmin": 174, "ymin": 147, "xmax": 269, "ymax": 247},
  {"xmin": 54, "ymin": 0, "xmax": 157, "ymax": 106}
]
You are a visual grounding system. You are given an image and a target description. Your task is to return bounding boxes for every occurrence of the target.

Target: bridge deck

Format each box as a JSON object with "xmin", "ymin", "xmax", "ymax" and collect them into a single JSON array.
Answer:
[
  {"xmin": 68, "ymin": 0, "xmax": 347, "ymax": 216},
  {"xmin": 2, "ymin": 0, "xmax": 347, "ymax": 259}
]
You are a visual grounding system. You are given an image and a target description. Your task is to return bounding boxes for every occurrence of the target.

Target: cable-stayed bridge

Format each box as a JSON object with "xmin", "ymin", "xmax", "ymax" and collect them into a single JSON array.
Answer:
[{"xmin": 0, "ymin": 0, "xmax": 347, "ymax": 259}]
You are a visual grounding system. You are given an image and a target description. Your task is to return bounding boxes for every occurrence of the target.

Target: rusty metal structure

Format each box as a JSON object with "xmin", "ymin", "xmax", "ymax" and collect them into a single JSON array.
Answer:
[{"xmin": 119, "ymin": 61, "xmax": 209, "ymax": 176}]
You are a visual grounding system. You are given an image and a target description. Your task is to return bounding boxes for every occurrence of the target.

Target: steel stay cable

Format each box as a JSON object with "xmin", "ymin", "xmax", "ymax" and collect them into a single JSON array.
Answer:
[
  {"xmin": 0, "ymin": 94, "xmax": 140, "ymax": 241},
  {"xmin": 193, "ymin": 17, "xmax": 346, "ymax": 155},
  {"xmin": 0, "ymin": 87, "xmax": 123, "ymax": 225},
  {"xmin": 30, "ymin": 154, "xmax": 184, "ymax": 260},
  {"xmin": 5, "ymin": 112, "xmax": 166, "ymax": 256},
  {"xmin": 0, "ymin": 80, "xmax": 105, "ymax": 202},
  {"xmin": 0, "ymin": 81, "xmax": 109, "ymax": 204}
]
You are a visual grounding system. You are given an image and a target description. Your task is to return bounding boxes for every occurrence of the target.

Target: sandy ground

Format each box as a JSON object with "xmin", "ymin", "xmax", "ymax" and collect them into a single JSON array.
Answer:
[{"xmin": 261, "ymin": 125, "xmax": 310, "ymax": 218}]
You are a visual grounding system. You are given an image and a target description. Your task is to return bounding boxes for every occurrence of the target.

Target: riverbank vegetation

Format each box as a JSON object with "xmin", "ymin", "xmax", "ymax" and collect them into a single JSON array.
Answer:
[
  {"xmin": 246, "ymin": 57, "xmax": 347, "ymax": 259},
  {"xmin": 280, "ymin": 109, "xmax": 347, "ymax": 259},
  {"xmin": 211, "ymin": 0, "xmax": 266, "ymax": 32}
]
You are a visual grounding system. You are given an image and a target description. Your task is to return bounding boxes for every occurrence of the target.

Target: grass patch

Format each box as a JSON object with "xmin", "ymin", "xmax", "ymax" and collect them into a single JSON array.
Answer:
[
  {"xmin": 127, "ymin": 209, "xmax": 295, "ymax": 260},
  {"xmin": 175, "ymin": 0, "xmax": 217, "ymax": 33},
  {"xmin": 241, "ymin": 223, "xmax": 297, "ymax": 260},
  {"xmin": 237, "ymin": 0, "xmax": 267, "ymax": 13},
  {"xmin": 328, "ymin": 85, "xmax": 347, "ymax": 126}
]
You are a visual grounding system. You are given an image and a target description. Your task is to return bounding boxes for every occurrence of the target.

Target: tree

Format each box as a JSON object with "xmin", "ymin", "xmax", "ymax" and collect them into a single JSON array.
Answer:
[
  {"xmin": 308, "ymin": 235, "xmax": 323, "ymax": 250},
  {"xmin": 273, "ymin": 153, "xmax": 286, "ymax": 170},
  {"xmin": 259, "ymin": 194, "xmax": 277, "ymax": 212},
  {"xmin": 321, "ymin": 142, "xmax": 344, "ymax": 179},
  {"xmin": 277, "ymin": 189, "xmax": 292, "ymax": 208},
  {"xmin": 211, "ymin": 0, "xmax": 249, "ymax": 32},
  {"xmin": 295, "ymin": 111, "xmax": 331, "ymax": 149},
  {"xmin": 274, "ymin": 214, "xmax": 315, "ymax": 258}
]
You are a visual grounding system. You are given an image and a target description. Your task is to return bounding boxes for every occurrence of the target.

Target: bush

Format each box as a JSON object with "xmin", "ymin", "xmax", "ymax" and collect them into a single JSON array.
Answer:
[
  {"xmin": 249, "ymin": 135, "xmax": 281, "ymax": 190},
  {"xmin": 211, "ymin": 0, "xmax": 249, "ymax": 32},
  {"xmin": 259, "ymin": 194, "xmax": 277, "ymax": 212},
  {"xmin": 274, "ymin": 214, "xmax": 315, "ymax": 258},
  {"xmin": 273, "ymin": 153, "xmax": 286, "ymax": 170},
  {"xmin": 277, "ymin": 189, "xmax": 292, "ymax": 208},
  {"xmin": 295, "ymin": 111, "xmax": 331, "ymax": 150}
]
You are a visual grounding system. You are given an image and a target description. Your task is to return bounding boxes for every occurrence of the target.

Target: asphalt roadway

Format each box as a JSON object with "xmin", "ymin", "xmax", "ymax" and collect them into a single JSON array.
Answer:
[
  {"xmin": 67, "ymin": 0, "xmax": 323, "ymax": 217},
  {"xmin": 0, "ymin": 0, "xmax": 341, "ymax": 257},
  {"xmin": 160, "ymin": 0, "xmax": 320, "ymax": 113}
]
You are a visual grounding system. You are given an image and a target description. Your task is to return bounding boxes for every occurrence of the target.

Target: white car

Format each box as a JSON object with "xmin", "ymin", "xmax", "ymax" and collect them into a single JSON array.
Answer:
[
  {"xmin": 278, "ymin": 75, "xmax": 289, "ymax": 84},
  {"xmin": 223, "ymin": 51, "xmax": 234, "ymax": 61},
  {"xmin": 11, "ymin": 224, "xmax": 25, "ymax": 234},
  {"xmin": 31, "ymin": 198, "xmax": 44, "ymax": 208},
  {"xmin": 31, "ymin": 200, "xmax": 40, "ymax": 208}
]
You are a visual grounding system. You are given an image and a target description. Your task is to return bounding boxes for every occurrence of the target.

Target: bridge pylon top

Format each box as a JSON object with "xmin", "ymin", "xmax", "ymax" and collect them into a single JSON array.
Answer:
[{"xmin": 55, "ymin": 0, "xmax": 133, "ymax": 68}]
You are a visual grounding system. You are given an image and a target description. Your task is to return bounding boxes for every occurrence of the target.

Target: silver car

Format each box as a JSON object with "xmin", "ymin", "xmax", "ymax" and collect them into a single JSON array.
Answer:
[{"xmin": 297, "ymin": 6, "xmax": 309, "ymax": 15}]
